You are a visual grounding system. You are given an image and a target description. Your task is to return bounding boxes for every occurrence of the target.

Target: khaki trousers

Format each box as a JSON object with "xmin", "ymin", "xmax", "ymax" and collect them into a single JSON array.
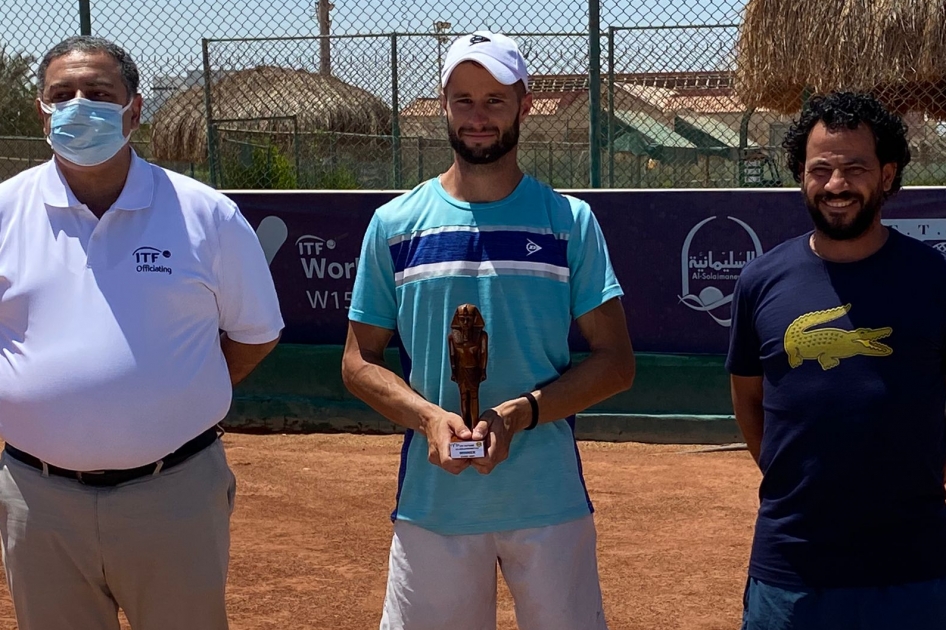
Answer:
[{"xmin": 0, "ymin": 439, "xmax": 236, "ymax": 630}]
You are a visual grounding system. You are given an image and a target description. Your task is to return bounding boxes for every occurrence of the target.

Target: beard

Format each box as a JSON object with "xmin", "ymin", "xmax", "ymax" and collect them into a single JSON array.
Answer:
[
  {"xmin": 805, "ymin": 186, "xmax": 884, "ymax": 241},
  {"xmin": 447, "ymin": 116, "xmax": 520, "ymax": 165}
]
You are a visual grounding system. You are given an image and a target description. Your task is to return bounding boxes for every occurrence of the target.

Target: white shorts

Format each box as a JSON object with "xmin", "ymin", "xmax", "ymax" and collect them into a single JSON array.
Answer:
[{"xmin": 379, "ymin": 514, "xmax": 608, "ymax": 630}]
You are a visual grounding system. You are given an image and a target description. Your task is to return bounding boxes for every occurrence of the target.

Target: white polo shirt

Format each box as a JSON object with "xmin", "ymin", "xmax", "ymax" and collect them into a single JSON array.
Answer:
[{"xmin": 0, "ymin": 154, "xmax": 284, "ymax": 470}]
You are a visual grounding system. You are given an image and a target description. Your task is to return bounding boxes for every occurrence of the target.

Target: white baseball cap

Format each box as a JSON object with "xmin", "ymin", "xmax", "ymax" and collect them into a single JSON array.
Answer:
[{"xmin": 440, "ymin": 31, "xmax": 530, "ymax": 92}]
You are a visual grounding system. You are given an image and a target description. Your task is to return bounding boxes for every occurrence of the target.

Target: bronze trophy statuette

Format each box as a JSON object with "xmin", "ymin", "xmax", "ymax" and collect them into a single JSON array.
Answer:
[{"xmin": 447, "ymin": 304, "xmax": 488, "ymax": 459}]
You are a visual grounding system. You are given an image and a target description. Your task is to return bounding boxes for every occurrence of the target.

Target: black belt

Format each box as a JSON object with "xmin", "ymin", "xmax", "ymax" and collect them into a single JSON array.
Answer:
[{"xmin": 4, "ymin": 425, "xmax": 221, "ymax": 487}]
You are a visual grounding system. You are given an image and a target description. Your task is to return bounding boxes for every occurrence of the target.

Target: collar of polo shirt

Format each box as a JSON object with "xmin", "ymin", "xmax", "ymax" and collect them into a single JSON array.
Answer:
[{"xmin": 40, "ymin": 150, "xmax": 155, "ymax": 212}]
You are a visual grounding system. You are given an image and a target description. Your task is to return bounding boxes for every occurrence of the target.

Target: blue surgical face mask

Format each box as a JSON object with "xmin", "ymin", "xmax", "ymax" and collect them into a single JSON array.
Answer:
[{"xmin": 40, "ymin": 97, "xmax": 133, "ymax": 167}]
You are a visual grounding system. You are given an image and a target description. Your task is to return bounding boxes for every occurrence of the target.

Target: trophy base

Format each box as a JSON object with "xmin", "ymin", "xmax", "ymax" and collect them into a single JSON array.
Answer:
[{"xmin": 449, "ymin": 440, "xmax": 485, "ymax": 459}]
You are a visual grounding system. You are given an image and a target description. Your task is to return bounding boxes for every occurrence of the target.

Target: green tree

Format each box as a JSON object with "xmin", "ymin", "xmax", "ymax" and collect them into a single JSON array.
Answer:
[
  {"xmin": 0, "ymin": 45, "xmax": 42, "ymax": 137},
  {"xmin": 222, "ymin": 143, "xmax": 298, "ymax": 190}
]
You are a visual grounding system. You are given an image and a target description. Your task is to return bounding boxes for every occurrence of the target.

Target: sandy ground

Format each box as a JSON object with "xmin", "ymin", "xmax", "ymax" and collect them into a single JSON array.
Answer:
[{"xmin": 0, "ymin": 433, "xmax": 760, "ymax": 629}]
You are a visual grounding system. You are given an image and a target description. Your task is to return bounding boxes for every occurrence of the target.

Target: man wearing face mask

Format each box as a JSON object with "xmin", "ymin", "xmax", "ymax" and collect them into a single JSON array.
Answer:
[{"xmin": 0, "ymin": 37, "xmax": 283, "ymax": 629}]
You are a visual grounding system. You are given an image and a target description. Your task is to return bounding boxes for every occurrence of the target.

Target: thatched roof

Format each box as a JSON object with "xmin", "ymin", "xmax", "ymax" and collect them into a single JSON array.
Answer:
[
  {"xmin": 151, "ymin": 66, "xmax": 392, "ymax": 163},
  {"xmin": 735, "ymin": 0, "xmax": 946, "ymax": 115}
]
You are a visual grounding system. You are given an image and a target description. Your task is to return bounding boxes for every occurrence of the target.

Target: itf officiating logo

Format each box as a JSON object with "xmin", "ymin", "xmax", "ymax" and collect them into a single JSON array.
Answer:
[{"xmin": 678, "ymin": 216, "xmax": 763, "ymax": 327}]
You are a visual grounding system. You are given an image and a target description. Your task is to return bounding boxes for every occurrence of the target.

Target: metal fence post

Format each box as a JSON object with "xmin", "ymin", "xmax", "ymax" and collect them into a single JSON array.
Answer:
[
  {"xmin": 588, "ymin": 0, "xmax": 602, "ymax": 188},
  {"xmin": 417, "ymin": 137, "xmax": 424, "ymax": 182},
  {"xmin": 548, "ymin": 143, "xmax": 553, "ymax": 185},
  {"xmin": 391, "ymin": 33, "xmax": 402, "ymax": 189},
  {"xmin": 318, "ymin": 0, "xmax": 332, "ymax": 75},
  {"xmin": 78, "ymin": 0, "xmax": 91, "ymax": 35},
  {"xmin": 293, "ymin": 115, "xmax": 301, "ymax": 186},
  {"xmin": 201, "ymin": 39, "xmax": 218, "ymax": 188},
  {"xmin": 738, "ymin": 108, "xmax": 754, "ymax": 186},
  {"xmin": 607, "ymin": 26, "xmax": 615, "ymax": 188}
]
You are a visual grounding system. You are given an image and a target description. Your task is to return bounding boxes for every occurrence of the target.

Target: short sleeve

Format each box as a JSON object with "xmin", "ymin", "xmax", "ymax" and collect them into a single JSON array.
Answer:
[
  {"xmin": 726, "ymin": 274, "xmax": 763, "ymax": 376},
  {"xmin": 349, "ymin": 212, "xmax": 397, "ymax": 330},
  {"xmin": 567, "ymin": 201, "xmax": 624, "ymax": 318},
  {"xmin": 214, "ymin": 201, "xmax": 284, "ymax": 344}
]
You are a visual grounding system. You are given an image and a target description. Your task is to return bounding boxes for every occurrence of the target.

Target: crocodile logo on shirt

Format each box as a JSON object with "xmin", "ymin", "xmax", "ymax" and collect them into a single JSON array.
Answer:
[{"xmin": 783, "ymin": 304, "xmax": 892, "ymax": 370}]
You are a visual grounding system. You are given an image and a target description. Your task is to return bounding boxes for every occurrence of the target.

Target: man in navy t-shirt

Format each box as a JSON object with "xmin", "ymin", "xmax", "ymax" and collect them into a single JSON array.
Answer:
[{"xmin": 727, "ymin": 91, "xmax": 946, "ymax": 629}]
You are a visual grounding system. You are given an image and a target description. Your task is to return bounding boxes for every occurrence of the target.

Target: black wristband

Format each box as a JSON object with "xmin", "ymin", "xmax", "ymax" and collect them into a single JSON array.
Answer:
[{"xmin": 521, "ymin": 392, "xmax": 539, "ymax": 431}]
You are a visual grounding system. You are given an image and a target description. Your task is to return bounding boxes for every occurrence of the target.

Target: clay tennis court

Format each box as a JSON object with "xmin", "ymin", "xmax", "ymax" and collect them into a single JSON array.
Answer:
[{"xmin": 0, "ymin": 433, "xmax": 759, "ymax": 629}]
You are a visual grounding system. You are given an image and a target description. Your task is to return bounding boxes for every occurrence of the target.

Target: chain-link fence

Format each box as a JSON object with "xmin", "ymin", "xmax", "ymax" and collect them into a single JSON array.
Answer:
[{"xmin": 3, "ymin": 0, "xmax": 946, "ymax": 189}]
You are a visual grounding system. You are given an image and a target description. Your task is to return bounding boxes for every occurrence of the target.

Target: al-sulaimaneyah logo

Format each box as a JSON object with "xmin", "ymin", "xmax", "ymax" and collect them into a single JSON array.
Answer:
[{"xmin": 678, "ymin": 216, "xmax": 763, "ymax": 327}]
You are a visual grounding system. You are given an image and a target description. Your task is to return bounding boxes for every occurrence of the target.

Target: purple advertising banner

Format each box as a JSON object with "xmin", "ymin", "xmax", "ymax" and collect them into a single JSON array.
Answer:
[{"xmin": 230, "ymin": 188, "xmax": 946, "ymax": 354}]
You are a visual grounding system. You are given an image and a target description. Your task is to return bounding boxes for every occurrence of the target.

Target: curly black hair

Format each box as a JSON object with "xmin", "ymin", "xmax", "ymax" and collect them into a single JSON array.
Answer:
[{"xmin": 782, "ymin": 92, "xmax": 911, "ymax": 196}]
